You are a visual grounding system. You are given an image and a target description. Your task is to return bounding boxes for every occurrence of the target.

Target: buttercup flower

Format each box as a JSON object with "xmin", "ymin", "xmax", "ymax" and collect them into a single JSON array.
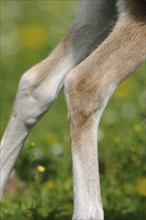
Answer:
[
  {"xmin": 30, "ymin": 141, "xmax": 36, "ymax": 147},
  {"xmin": 133, "ymin": 124, "xmax": 142, "ymax": 132},
  {"xmin": 37, "ymin": 165, "xmax": 46, "ymax": 173}
]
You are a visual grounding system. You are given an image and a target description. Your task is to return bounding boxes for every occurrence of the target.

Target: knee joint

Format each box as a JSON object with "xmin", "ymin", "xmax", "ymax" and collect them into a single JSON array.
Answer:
[
  {"xmin": 18, "ymin": 69, "xmax": 40, "ymax": 92},
  {"xmin": 16, "ymin": 71, "xmax": 54, "ymax": 127}
]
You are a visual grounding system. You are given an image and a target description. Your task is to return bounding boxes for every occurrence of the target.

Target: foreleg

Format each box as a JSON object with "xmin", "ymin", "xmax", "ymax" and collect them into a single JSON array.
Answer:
[{"xmin": 0, "ymin": 0, "xmax": 116, "ymax": 197}]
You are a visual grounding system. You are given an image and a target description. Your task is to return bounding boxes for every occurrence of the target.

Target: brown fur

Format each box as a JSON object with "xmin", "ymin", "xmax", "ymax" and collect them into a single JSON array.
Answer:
[
  {"xmin": 1, "ymin": 1, "xmax": 146, "ymax": 218},
  {"xmin": 66, "ymin": 0, "xmax": 146, "ymax": 141}
]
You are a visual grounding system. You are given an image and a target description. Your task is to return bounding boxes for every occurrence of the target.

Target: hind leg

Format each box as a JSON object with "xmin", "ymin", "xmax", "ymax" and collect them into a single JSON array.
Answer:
[{"xmin": 65, "ymin": 6, "xmax": 146, "ymax": 219}]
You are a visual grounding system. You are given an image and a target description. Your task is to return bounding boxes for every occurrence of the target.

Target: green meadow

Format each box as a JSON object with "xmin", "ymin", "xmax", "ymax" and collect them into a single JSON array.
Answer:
[{"xmin": 0, "ymin": 1, "xmax": 145, "ymax": 220}]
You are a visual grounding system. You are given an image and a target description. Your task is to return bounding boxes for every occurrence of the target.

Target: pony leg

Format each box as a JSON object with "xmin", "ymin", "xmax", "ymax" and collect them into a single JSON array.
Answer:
[
  {"xmin": 65, "ymin": 3, "xmax": 146, "ymax": 219},
  {"xmin": 0, "ymin": 0, "xmax": 116, "ymax": 197}
]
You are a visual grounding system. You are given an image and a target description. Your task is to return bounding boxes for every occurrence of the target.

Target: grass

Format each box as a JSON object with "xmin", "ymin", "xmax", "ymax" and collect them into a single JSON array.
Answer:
[{"xmin": 0, "ymin": 1, "xmax": 145, "ymax": 220}]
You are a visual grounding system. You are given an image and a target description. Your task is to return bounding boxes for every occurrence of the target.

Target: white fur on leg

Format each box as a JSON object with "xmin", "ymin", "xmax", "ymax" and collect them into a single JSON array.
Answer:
[
  {"xmin": 71, "ymin": 117, "xmax": 104, "ymax": 220},
  {"xmin": 1, "ymin": 0, "xmax": 117, "ymax": 198},
  {"xmin": 0, "ymin": 52, "xmax": 75, "ymax": 197},
  {"xmin": 65, "ymin": 69, "xmax": 116, "ymax": 220}
]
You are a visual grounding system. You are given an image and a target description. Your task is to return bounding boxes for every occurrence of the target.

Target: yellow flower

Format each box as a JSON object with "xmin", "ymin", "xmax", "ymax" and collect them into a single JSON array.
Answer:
[
  {"xmin": 133, "ymin": 124, "xmax": 142, "ymax": 132},
  {"xmin": 114, "ymin": 136, "xmax": 121, "ymax": 144},
  {"xmin": 30, "ymin": 141, "xmax": 36, "ymax": 147},
  {"xmin": 20, "ymin": 25, "xmax": 48, "ymax": 49},
  {"xmin": 135, "ymin": 178, "xmax": 146, "ymax": 197},
  {"xmin": 37, "ymin": 165, "xmax": 46, "ymax": 173}
]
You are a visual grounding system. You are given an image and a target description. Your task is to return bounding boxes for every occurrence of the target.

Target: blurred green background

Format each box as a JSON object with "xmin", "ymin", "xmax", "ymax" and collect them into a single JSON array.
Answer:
[{"xmin": 0, "ymin": 1, "xmax": 145, "ymax": 220}]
